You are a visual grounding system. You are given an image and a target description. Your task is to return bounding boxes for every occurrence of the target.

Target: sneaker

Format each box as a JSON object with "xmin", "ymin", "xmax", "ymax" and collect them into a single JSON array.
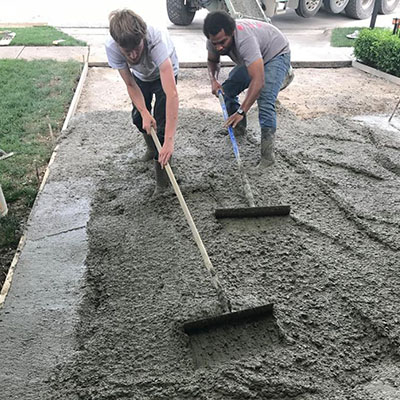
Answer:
[{"xmin": 346, "ymin": 30, "xmax": 359, "ymax": 40}]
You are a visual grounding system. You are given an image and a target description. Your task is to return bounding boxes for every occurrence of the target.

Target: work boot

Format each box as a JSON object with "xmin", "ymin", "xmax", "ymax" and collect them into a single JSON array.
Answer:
[
  {"xmin": 140, "ymin": 132, "xmax": 157, "ymax": 162},
  {"xmin": 258, "ymin": 127, "xmax": 276, "ymax": 168},
  {"xmin": 153, "ymin": 159, "xmax": 170, "ymax": 196},
  {"xmin": 280, "ymin": 66, "xmax": 294, "ymax": 91}
]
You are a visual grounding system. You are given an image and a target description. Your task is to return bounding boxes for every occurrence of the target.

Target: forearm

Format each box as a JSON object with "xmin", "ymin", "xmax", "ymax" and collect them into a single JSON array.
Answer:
[
  {"xmin": 126, "ymin": 84, "xmax": 148, "ymax": 115},
  {"xmin": 207, "ymin": 59, "xmax": 220, "ymax": 84},
  {"xmin": 158, "ymin": 58, "xmax": 179, "ymax": 143},
  {"xmin": 118, "ymin": 68, "xmax": 148, "ymax": 115},
  {"xmin": 164, "ymin": 91, "xmax": 179, "ymax": 141}
]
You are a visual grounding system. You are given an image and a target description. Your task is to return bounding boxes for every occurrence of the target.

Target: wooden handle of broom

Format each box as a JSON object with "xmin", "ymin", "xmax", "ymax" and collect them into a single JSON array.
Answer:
[{"xmin": 149, "ymin": 128, "xmax": 231, "ymax": 312}]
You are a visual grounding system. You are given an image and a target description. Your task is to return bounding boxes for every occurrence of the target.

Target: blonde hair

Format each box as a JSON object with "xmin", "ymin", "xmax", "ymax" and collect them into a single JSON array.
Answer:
[{"xmin": 109, "ymin": 9, "xmax": 147, "ymax": 50}]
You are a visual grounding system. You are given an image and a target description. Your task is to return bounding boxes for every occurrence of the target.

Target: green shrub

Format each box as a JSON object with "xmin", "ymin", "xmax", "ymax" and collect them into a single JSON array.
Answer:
[{"xmin": 354, "ymin": 28, "xmax": 400, "ymax": 78}]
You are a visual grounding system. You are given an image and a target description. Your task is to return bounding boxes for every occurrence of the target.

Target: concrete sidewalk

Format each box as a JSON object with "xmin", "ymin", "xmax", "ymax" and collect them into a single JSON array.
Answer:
[{"xmin": 0, "ymin": 26, "xmax": 354, "ymax": 67}]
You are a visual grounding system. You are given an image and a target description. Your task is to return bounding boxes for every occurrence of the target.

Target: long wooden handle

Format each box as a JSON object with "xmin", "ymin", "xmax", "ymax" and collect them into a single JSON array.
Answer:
[{"xmin": 150, "ymin": 128, "xmax": 231, "ymax": 312}]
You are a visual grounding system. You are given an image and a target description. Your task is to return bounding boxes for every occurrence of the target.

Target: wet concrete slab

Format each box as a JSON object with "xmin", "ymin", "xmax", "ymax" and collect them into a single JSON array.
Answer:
[
  {"xmin": 36, "ymin": 104, "xmax": 400, "ymax": 399},
  {"xmin": 188, "ymin": 311, "xmax": 282, "ymax": 369},
  {"xmin": 1, "ymin": 67, "xmax": 400, "ymax": 399}
]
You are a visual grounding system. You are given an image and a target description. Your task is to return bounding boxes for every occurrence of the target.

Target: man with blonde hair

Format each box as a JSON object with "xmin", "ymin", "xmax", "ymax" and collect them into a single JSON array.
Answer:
[{"xmin": 106, "ymin": 9, "xmax": 179, "ymax": 194}]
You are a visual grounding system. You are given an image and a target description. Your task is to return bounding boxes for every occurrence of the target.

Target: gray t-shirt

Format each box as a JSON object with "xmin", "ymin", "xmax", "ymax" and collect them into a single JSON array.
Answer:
[
  {"xmin": 105, "ymin": 25, "xmax": 179, "ymax": 82},
  {"xmin": 207, "ymin": 19, "xmax": 290, "ymax": 66}
]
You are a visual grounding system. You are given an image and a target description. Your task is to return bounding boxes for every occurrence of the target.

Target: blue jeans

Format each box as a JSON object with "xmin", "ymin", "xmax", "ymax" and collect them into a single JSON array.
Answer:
[{"xmin": 222, "ymin": 52, "xmax": 291, "ymax": 130}]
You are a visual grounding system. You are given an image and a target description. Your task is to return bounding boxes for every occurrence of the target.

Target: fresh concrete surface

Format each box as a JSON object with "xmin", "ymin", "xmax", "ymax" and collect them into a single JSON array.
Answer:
[
  {"xmin": 2, "ymin": 69, "xmax": 399, "ymax": 398},
  {"xmin": 0, "ymin": 1, "xmax": 398, "ymax": 397}
]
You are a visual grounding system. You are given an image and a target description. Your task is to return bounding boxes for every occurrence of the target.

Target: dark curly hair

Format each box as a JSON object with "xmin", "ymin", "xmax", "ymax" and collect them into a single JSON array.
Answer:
[{"xmin": 203, "ymin": 11, "xmax": 236, "ymax": 38}]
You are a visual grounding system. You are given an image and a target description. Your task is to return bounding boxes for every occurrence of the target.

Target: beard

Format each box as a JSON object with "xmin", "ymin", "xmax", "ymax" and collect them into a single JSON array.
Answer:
[{"xmin": 217, "ymin": 41, "xmax": 233, "ymax": 55}]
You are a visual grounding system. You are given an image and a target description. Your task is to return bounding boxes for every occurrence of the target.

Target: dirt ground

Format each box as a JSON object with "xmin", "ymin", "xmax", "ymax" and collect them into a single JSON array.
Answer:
[{"xmin": 35, "ymin": 67, "xmax": 400, "ymax": 398}]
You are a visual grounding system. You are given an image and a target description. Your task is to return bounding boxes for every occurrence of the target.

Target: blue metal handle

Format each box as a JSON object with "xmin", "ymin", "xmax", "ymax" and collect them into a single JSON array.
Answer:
[{"xmin": 217, "ymin": 90, "xmax": 240, "ymax": 161}]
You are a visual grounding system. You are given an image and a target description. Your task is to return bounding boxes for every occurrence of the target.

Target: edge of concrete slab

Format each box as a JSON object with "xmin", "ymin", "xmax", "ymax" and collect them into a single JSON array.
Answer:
[
  {"xmin": 62, "ymin": 60, "xmax": 89, "ymax": 130},
  {"xmin": 88, "ymin": 60, "xmax": 353, "ymax": 68},
  {"xmin": 0, "ymin": 58, "xmax": 89, "ymax": 309},
  {"xmin": 352, "ymin": 60, "xmax": 400, "ymax": 86},
  {"xmin": 292, "ymin": 60, "xmax": 352, "ymax": 68}
]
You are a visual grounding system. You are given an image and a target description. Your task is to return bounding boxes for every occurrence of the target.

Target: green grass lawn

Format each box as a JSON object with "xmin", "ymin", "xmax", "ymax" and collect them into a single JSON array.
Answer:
[
  {"xmin": 331, "ymin": 27, "xmax": 389, "ymax": 48},
  {"xmin": 0, "ymin": 26, "xmax": 86, "ymax": 46},
  {"xmin": 331, "ymin": 27, "xmax": 367, "ymax": 47},
  {"xmin": 0, "ymin": 59, "xmax": 81, "ymax": 278}
]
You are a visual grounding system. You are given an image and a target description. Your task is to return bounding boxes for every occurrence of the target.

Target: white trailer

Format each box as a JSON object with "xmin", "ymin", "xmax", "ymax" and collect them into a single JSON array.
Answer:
[{"xmin": 166, "ymin": 0, "xmax": 400, "ymax": 24}]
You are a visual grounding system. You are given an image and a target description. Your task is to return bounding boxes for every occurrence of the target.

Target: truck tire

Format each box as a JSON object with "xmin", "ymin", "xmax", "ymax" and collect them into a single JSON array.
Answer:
[
  {"xmin": 378, "ymin": 0, "xmax": 400, "ymax": 13},
  {"xmin": 295, "ymin": 0, "xmax": 323, "ymax": 17},
  {"xmin": 167, "ymin": 0, "xmax": 196, "ymax": 26},
  {"xmin": 323, "ymin": 0, "xmax": 350, "ymax": 13},
  {"xmin": 345, "ymin": 0, "xmax": 374, "ymax": 19}
]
